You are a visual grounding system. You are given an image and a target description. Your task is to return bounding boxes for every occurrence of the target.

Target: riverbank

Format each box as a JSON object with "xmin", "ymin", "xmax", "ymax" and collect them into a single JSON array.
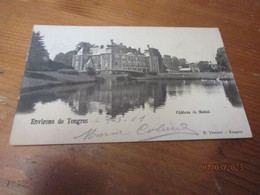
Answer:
[
  {"xmin": 132, "ymin": 72, "xmax": 234, "ymax": 80},
  {"xmin": 20, "ymin": 71, "xmax": 234, "ymax": 92},
  {"xmin": 21, "ymin": 71, "xmax": 96, "ymax": 92}
]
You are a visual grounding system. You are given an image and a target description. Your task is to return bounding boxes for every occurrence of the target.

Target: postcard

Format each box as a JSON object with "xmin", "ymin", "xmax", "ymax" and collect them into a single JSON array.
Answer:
[{"xmin": 10, "ymin": 26, "xmax": 252, "ymax": 145}]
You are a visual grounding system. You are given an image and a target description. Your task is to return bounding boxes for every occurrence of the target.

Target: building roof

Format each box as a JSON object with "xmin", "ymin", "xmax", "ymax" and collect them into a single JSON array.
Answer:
[{"xmin": 75, "ymin": 40, "xmax": 154, "ymax": 57}]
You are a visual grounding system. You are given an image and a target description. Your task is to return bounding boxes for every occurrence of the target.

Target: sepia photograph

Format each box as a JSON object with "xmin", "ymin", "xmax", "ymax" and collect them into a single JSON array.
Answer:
[{"xmin": 10, "ymin": 26, "xmax": 252, "ymax": 145}]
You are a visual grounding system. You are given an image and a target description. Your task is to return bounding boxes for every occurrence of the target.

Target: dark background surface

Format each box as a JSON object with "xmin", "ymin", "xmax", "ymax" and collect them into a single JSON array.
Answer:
[{"xmin": 0, "ymin": 0, "xmax": 259, "ymax": 194}]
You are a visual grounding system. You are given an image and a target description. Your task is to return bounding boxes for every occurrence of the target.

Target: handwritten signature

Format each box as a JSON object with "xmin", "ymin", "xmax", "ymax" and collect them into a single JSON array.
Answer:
[
  {"xmin": 136, "ymin": 123, "xmax": 199, "ymax": 141},
  {"xmin": 74, "ymin": 122, "xmax": 199, "ymax": 141},
  {"xmin": 74, "ymin": 128, "xmax": 130, "ymax": 140}
]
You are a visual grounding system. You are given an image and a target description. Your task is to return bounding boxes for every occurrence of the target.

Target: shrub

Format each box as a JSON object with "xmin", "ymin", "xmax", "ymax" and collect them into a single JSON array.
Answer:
[
  {"xmin": 86, "ymin": 67, "xmax": 96, "ymax": 76},
  {"xmin": 148, "ymin": 71, "xmax": 158, "ymax": 75}
]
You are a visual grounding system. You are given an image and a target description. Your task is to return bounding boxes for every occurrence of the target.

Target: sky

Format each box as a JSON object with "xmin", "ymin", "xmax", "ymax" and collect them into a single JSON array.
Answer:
[{"xmin": 33, "ymin": 25, "xmax": 224, "ymax": 63}]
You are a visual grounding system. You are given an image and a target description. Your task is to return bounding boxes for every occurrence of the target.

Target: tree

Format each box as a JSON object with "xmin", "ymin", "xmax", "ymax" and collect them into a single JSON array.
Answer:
[
  {"xmin": 171, "ymin": 56, "xmax": 180, "ymax": 71},
  {"xmin": 179, "ymin": 58, "xmax": 188, "ymax": 68},
  {"xmin": 215, "ymin": 47, "xmax": 231, "ymax": 72},
  {"xmin": 75, "ymin": 42, "xmax": 93, "ymax": 54},
  {"xmin": 27, "ymin": 31, "xmax": 49, "ymax": 70},
  {"xmin": 197, "ymin": 61, "xmax": 210, "ymax": 72},
  {"xmin": 163, "ymin": 55, "xmax": 173, "ymax": 70},
  {"xmin": 45, "ymin": 60, "xmax": 74, "ymax": 71},
  {"xmin": 149, "ymin": 48, "xmax": 167, "ymax": 72},
  {"xmin": 54, "ymin": 51, "xmax": 75, "ymax": 67}
]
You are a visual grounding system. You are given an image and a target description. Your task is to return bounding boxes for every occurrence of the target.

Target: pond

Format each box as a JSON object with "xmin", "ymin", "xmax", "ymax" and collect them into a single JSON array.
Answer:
[
  {"xmin": 17, "ymin": 79, "xmax": 242, "ymax": 117},
  {"xmin": 12, "ymin": 78, "xmax": 251, "ymax": 144}
]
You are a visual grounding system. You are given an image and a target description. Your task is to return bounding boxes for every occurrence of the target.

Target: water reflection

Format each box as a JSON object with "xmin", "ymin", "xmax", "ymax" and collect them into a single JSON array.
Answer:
[
  {"xmin": 17, "ymin": 79, "xmax": 242, "ymax": 117},
  {"xmin": 68, "ymin": 80, "xmax": 167, "ymax": 117},
  {"xmin": 167, "ymin": 80, "xmax": 191, "ymax": 97},
  {"xmin": 222, "ymin": 80, "xmax": 242, "ymax": 107}
]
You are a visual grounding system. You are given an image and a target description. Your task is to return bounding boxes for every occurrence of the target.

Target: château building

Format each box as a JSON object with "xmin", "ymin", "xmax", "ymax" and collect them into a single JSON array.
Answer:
[{"xmin": 72, "ymin": 40, "xmax": 159, "ymax": 74}]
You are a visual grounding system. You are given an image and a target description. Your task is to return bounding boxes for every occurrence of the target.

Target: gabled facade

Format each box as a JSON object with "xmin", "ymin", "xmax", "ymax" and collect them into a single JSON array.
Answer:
[{"xmin": 72, "ymin": 40, "xmax": 159, "ymax": 73}]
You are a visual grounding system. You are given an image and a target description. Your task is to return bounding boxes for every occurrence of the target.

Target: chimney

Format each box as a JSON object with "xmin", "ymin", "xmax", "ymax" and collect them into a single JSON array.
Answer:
[
  {"xmin": 138, "ymin": 48, "xmax": 141, "ymax": 53},
  {"xmin": 111, "ymin": 39, "xmax": 114, "ymax": 44},
  {"xmin": 147, "ymin": 44, "xmax": 150, "ymax": 49}
]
